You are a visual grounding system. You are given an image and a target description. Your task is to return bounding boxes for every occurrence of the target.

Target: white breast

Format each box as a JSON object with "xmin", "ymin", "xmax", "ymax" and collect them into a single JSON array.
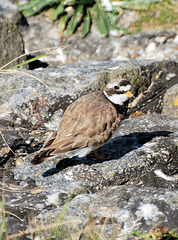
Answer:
[{"xmin": 103, "ymin": 91, "xmax": 129, "ymax": 105}]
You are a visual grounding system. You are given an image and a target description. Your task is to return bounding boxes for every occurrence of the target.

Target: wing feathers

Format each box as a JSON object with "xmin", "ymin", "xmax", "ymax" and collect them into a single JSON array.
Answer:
[
  {"xmin": 31, "ymin": 149, "xmax": 54, "ymax": 165},
  {"xmin": 31, "ymin": 91, "xmax": 123, "ymax": 165}
]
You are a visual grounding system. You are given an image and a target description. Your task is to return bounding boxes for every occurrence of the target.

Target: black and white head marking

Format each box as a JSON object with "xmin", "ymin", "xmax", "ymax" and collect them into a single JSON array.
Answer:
[{"xmin": 103, "ymin": 79, "xmax": 132, "ymax": 105}]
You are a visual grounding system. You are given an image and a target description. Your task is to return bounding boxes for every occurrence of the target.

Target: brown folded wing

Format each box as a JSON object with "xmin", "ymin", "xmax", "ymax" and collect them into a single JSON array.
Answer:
[
  {"xmin": 32, "ymin": 91, "xmax": 124, "ymax": 164},
  {"xmin": 45, "ymin": 91, "xmax": 123, "ymax": 151}
]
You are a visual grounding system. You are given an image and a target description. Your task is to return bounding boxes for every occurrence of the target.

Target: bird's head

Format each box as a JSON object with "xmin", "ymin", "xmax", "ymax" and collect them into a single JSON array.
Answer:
[{"xmin": 104, "ymin": 79, "xmax": 134, "ymax": 105}]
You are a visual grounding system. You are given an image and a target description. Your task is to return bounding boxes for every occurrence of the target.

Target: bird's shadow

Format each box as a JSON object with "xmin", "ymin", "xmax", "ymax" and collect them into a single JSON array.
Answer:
[{"xmin": 42, "ymin": 131, "xmax": 172, "ymax": 177}]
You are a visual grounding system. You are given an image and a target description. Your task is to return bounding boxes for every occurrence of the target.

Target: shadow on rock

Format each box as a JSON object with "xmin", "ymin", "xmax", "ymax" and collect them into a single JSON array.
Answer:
[
  {"xmin": 0, "ymin": 138, "xmax": 35, "ymax": 166},
  {"xmin": 42, "ymin": 130, "xmax": 172, "ymax": 177}
]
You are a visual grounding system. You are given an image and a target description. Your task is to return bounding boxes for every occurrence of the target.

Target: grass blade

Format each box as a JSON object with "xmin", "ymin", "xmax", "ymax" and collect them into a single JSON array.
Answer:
[
  {"xmin": 49, "ymin": 194, "xmax": 72, "ymax": 238},
  {"xmin": 58, "ymin": 11, "xmax": 74, "ymax": 33},
  {"xmin": 81, "ymin": 8, "xmax": 91, "ymax": 38},
  {"xmin": 96, "ymin": 4, "xmax": 111, "ymax": 37},
  {"xmin": 65, "ymin": 4, "xmax": 84, "ymax": 36},
  {"xmin": 18, "ymin": 0, "xmax": 61, "ymax": 17},
  {"xmin": 6, "ymin": 54, "xmax": 46, "ymax": 70},
  {"xmin": 50, "ymin": 1, "xmax": 65, "ymax": 20}
]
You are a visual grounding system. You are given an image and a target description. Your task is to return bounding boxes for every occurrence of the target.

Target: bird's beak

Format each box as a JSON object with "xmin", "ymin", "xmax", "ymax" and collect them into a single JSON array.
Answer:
[{"xmin": 125, "ymin": 91, "xmax": 134, "ymax": 98}]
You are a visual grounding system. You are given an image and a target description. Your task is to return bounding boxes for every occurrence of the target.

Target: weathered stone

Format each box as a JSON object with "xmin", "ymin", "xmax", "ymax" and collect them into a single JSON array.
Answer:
[
  {"xmin": 0, "ymin": 19, "xmax": 25, "ymax": 68},
  {"xmin": 0, "ymin": 0, "xmax": 22, "ymax": 25},
  {"xmin": 0, "ymin": 60, "xmax": 177, "ymax": 130},
  {"xmin": 62, "ymin": 186, "xmax": 178, "ymax": 239},
  {"xmin": 0, "ymin": 112, "xmax": 177, "ymax": 239},
  {"xmin": 20, "ymin": 14, "xmax": 178, "ymax": 66},
  {"xmin": 162, "ymin": 84, "xmax": 178, "ymax": 118},
  {"xmin": 0, "ymin": 0, "xmax": 26, "ymax": 69},
  {"xmin": 0, "ymin": 1, "xmax": 177, "ymax": 238},
  {"xmin": 0, "ymin": 14, "xmax": 177, "ymax": 237}
]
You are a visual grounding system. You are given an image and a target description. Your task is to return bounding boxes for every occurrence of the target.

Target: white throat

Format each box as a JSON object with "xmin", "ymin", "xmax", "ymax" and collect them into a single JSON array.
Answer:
[{"xmin": 104, "ymin": 91, "xmax": 128, "ymax": 105}]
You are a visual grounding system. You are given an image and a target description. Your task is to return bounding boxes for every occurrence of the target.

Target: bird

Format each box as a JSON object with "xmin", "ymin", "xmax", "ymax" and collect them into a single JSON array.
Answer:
[{"xmin": 31, "ymin": 78, "xmax": 134, "ymax": 165}]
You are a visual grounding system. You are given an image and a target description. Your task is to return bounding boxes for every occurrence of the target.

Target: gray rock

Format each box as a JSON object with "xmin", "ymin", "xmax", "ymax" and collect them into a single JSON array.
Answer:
[
  {"xmin": 11, "ymin": 113, "xmax": 178, "ymax": 190},
  {"xmin": 0, "ymin": 60, "xmax": 177, "ymax": 130},
  {"xmin": 61, "ymin": 186, "xmax": 178, "ymax": 239},
  {"xmin": 1, "ymin": 1, "xmax": 177, "ymax": 69},
  {"xmin": 0, "ymin": 60, "xmax": 178, "ymax": 239},
  {"xmin": 1, "ymin": 113, "xmax": 177, "ymax": 239},
  {"xmin": 0, "ymin": 0, "xmax": 22, "ymax": 24},
  {"xmin": 93, "ymin": 114, "xmax": 178, "ymax": 187},
  {"xmin": 21, "ymin": 13, "xmax": 178, "ymax": 65},
  {"xmin": 162, "ymin": 84, "xmax": 178, "ymax": 118},
  {"xmin": 0, "ymin": 19, "xmax": 25, "ymax": 68},
  {"xmin": 0, "ymin": 2, "xmax": 177, "ymax": 238},
  {"xmin": 0, "ymin": 0, "xmax": 27, "ymax": 69}
]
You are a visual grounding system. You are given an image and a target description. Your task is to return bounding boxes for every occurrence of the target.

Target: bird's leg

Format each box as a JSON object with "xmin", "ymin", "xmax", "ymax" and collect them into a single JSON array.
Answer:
[{"xmin": 88, "ymin": 150, "xmax": 111, "ymax": 161}]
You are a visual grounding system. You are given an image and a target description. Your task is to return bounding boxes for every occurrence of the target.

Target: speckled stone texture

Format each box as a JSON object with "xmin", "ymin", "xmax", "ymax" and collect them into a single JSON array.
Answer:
[
  {"xmin": 0, "ymin": 60, "xmax": 177, "ymax": 129},
  {"xmin": 0, "ymin": 60, "xmax": 178, "ymax": 239},
  {"xmin": 1, "ymin": 112, "xmax": 178, "ymax": 239},
  {"xmin": 162, "ymin": 84, "xmax": 178, "ymax": 118},
  {"xmin": 0, "ymin": 1, "xmax": 178, "ymax": 238}
]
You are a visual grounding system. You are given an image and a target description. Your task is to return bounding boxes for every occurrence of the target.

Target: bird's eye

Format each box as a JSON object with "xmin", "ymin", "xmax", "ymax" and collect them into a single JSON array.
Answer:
[{"xmin": 114, "ymin": 86, "xmax": 119, "ymax": 90}]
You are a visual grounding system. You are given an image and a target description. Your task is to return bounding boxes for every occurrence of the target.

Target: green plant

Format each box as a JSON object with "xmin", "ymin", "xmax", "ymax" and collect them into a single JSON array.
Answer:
[
  {"xmin": 0, "ymin": 170, "xmax": 8, "ymax": 240},
  {"xmin": 49, "ymin": 193, "xmax": 72, "ymax": 239},
  {"xmin": 133, "ymin": 227, "xmax": 178, "ymax": 240},
  {"xmin": 18, "ymin": 0, "xmax": 177, "ymax": 37},
  {"xmin": 0, "ymin": 200, "xmax": 8, "ymax": 240},
  {"xmin": 131, "ymin": 0, "xmax": 177, "ymax": 32},
  {"xmin": 18, "ymin": 0, "xmax": 122, "ymax": 37},
  {"xmin": 0, "ymin": 47, "xmax": 67, "ymax": 71}
]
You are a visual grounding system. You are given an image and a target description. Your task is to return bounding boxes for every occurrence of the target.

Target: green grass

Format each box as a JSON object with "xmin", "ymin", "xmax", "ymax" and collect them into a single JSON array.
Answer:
[
  {"xmin": 0, "ymin": 200, "xmax": 8, "ymax": 240},
  {"xmin": 18, "ymin": 0, "xmax": 120, "ymax": 37},
  {"xmin": 132, "ymin": 0, "xmax": 177, "ymax": 33},
  {"xmin": 133, "ymin": 227, "xmax": 178, "ymax": 239},
  {"xmin": 17, "ymin": 0, "xmax": 177, "ymax": 38}
]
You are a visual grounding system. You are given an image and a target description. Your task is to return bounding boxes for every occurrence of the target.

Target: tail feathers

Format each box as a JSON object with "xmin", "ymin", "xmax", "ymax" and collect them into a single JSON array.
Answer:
[
  {"xmin": 31, "ymin": 149, "xmax": 54, "ymax": 165},
  {"xmin": 43, "ymin": 131, "xmax": 57, "ymax": 148}
]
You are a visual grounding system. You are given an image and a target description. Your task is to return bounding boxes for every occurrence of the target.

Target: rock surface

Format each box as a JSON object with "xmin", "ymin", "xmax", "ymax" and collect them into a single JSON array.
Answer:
[
  {"xmin": 0, "ymin": 113, "xmax": 178, "ymax": 239},
  {"xmin": 17, "ymin": 13, "xmax": 178, "ymax": 66},
  {"xmin": 23, "ymin": 18, "xmax": 178, "ymax": 66},
  {"xmin": 1, "ymin": 1, "xmax": 178, "ymax": 69},
  {"xmin": 0, "ymin": 0, "xmax": 22, "ymax": 25},
  {"xmin": 0, "ymin": 60, "xmax": 178, "ymax": 239},
  {"xmin": 0, "ymin": 1, "xmax": 178, "ymax": 239},
  {"xmin": 0, "ymin": 20, "xmax": 25, "ymax": 68},
  {"xmin": 0, "ymin": 60, "xmax": 177, "ymax": 130},
  {"xmin": 162, "ymin": 83, "xmax": 178, "ymax": 118},
  {"xmin": 0, "ymin": 0, "xmax": 26, "ymax": 68}
]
